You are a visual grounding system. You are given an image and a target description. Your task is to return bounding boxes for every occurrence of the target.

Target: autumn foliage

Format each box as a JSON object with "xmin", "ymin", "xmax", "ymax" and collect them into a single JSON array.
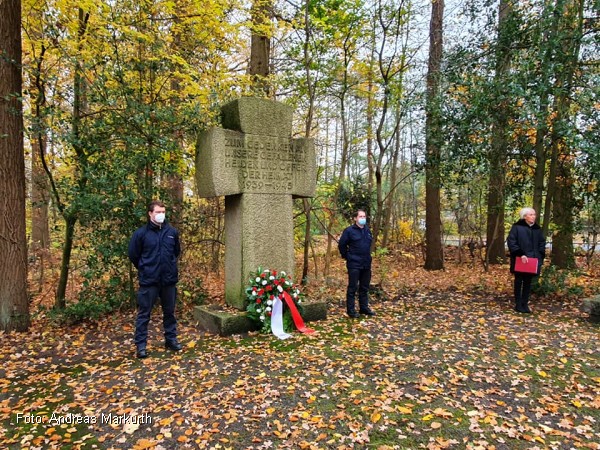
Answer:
[{"xmin": 2, "ymin": 249, "xmax": 599, "ymax": 449}]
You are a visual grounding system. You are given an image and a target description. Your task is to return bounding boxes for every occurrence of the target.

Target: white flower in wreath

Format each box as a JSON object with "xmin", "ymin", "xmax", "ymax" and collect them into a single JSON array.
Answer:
[
  {"xmin": 256, "ymin": 307, "xmax": 262, "ymax": 313},
  {"xmin": 255, "ymin": 277, "xmax": 261, "ymax": 283},
  {"xmin": 252, "ymin": 291, "xmax": 257, "ymax": 296},
  {"xmin": 267, "ymin": 299, "xmax": 273, "ymax": 306},
  {"xmin": 260, "ymin": 315, "xmax": 265, "ymax": 321},
  {"xmin": 266, "ymin": 307, "xmax": 272, "ymax": 312},
  {"xmin": 280, "ymin": 271, "xmax": 286, "ymax": 277},
  {"xmin": 277, "ymin": 285, "xmax": 283, "ymax": 293},
  {"xmin": 285, "ymin": 281, "xmax": 291, "ymax": 286},
  {"xmin": 262, "ymin": 280, "xmax": 268, "ymax": 286},
  {"xmin": 269, "ymin": 275, "xmax": 275, "ymax": 280},
  {"xmin": 293, "ymin": 292, "xmax": 298, "ymax": 298}
]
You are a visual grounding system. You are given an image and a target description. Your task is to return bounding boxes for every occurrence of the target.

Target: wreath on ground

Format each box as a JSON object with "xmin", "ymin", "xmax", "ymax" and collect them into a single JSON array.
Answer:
[{"xmin": 245, "ymin": 267, "xmax": 304, "ymax": 334}]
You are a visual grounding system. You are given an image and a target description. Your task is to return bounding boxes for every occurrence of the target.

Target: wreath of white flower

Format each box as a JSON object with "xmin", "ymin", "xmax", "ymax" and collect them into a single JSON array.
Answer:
[{"xmin": 245, "ymin": 267, "xmax": 304, "ymax": 333}]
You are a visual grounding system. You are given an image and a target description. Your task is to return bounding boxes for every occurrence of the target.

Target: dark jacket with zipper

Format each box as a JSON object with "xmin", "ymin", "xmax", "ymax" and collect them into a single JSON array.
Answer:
[
  {"xmin": 338, "ymin": 224, "xmax": 373, "ymax": 270},
  {"xmin": 507, "ymin": 219, "xmax": 545, "ymax": 275},
  {"xmin": 128, "ymin": 221, "xmax": 180, "ymax": 286}
]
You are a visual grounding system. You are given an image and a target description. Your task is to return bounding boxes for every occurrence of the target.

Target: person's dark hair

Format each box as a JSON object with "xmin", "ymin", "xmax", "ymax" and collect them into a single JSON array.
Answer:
[
  {"xmin": 147, "ymin": 200, "xmax": 166, "ymax": 213},
  {"xmin": 354, "ymin": 209, "xmax": 366, "ymax": 218}
]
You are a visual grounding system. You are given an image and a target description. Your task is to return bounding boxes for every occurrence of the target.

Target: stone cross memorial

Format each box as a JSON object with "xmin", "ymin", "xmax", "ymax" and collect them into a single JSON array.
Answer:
[{"xmin": 196, "ymin": 98, "xmax": 316, "ymax": 310}]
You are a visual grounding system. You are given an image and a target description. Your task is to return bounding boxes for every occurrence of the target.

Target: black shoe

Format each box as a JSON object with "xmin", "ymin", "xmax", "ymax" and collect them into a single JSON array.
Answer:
[
  {"xmin": 347, "ymin": 312, "xmax": 360, "ymax": 318},
  {"xmin": 359, "ymin": 309, "xmax": 375, "ymax": 316},
  {"xmin": 165, "ymin": 341, "xmax": 182, "ymax": 351},
  {"xmin": 136, "ymin": 348, "xmax": 148, "ymax": 359}
]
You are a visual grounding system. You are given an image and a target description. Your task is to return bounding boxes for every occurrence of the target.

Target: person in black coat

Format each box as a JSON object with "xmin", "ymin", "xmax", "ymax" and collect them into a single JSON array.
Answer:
[
  {"xmin": 338, "ymin": 210, "xmax": 375, "ymax": 318},
  {"xmin": 128, "ymin": 200, "xmax": 182, "ymax": 358},
  {"xmin": 506, "ymin": 207, "xmax": 546, "ymax": 313}
]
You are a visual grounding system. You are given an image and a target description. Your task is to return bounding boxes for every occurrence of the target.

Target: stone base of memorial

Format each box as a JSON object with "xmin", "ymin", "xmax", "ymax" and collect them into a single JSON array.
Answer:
[
  {"xmin": 581, "ymin": 295, "xmax": 600, "ymax": 323},
  {"xmin": 194, "ymin": 301, "xmax": 327, "ymax": 337}
]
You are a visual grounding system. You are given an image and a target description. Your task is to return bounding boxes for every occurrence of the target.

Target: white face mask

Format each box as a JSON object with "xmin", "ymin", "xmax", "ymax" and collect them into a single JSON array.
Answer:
[{"xmin": 154, "ymin": 213, "xmax": 166, "ymax": 224}]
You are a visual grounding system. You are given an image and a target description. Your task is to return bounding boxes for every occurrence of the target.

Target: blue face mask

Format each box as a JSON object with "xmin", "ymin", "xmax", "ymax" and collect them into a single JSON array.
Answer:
[{"xmin": 358, "ymin": 218, "xmax": 367, "ymax": 226}]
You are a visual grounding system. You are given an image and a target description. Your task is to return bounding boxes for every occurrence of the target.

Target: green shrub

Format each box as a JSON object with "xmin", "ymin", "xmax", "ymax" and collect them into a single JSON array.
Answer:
[
  {"xmin": 533, "ymin": 265, "xmax": 583, "ymax": 297},
  {"xmin": 181, "ymin": 278, "xmax": 209, "ymax": 306}
]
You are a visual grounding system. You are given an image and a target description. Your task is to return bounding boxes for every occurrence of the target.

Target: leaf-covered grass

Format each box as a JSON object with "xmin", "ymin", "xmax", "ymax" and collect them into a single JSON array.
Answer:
[{"xmin": 1, "ymin": 282, "xmax": 599, "ymax": 449}]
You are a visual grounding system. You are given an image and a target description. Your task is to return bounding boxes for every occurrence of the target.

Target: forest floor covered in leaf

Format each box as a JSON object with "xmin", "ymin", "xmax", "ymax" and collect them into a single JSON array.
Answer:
[{"xmin": 1, "ymin": 256, "xmax": 599, "ymax": 450}]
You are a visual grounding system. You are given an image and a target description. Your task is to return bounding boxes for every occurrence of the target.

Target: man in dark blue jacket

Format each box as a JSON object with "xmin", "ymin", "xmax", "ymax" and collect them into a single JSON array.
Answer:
[
  {"xmin": 338, "ymin": 210, "xmax": 375, "ymax": 318},
  {"xmin": 128, "ymin": 200, "xmax": 182, "ymax": 358}
]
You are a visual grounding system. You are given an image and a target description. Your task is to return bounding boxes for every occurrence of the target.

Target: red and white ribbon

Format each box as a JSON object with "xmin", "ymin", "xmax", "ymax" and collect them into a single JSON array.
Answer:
[
  {"xmin": 270, "ymin": 296, "xmax": 292, "ymax": 340},
  {"xmin": 269, "ymin": 292, "xmax": 315, "ymax": 339}
]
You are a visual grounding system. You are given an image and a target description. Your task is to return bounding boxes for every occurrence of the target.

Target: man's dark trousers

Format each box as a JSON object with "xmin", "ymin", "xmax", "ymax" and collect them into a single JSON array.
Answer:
[
  {"xmin": 346, "ymin": 267, "xmax": 371, "ymax": 314},
  {"xmin": 134, "ymin": 284, "xmax": 177, "ymax": 349}
]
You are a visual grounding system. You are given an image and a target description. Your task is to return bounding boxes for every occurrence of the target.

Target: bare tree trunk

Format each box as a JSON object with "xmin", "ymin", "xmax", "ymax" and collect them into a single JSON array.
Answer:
[
  {"xmin": 533, "ymin": 0, "xmax": 566, "ymax": 225},
  {"xmin": 485, "ymin": 0, "xmax": 514, "ymax": 266},
  {"xmin": 55, "ymin": 216, "xmax": 76, "ymax": 306},
  {"xmin": 382, "ymin": 116, "xmax": 401, "ymax": 248},
  {"xmin": 298, "ymin": 1, "xmax": 319, "ymax": 283},
  {"xmin": 31, "ymin": 101, "xmax": 51, "ymax": 291},
  {"xmin": 371, "ymin": 1, "xmax": 408, "ymax": 251},
  {"xmin": 301, "ymin": 198, "xmax": 312, "ymax": 283},
  {"xmin": 409, "ymin": 126, "xmax": 419, "ymax": 245},
  {"xmin": 249, "ymin": 0, "xmax": 272, "ymax": 96},
  {"xmin": 542, "ymin": 134, "xmax": 558, "ymax": 238},
  {"xmin": 424, "ymin": 0, "xmax": 444, "ymax": 270},
  {"xmin": 337, "ymin": 98, "xmax": 350, "ymax": 184},
  {"xmin": 532, "ymin": 111, "xmax": 549, "ymax": 218},
  {"xmin": 323, "ymin": 112, "xmax": 348, "ymax": 278},
  {"xmin": 324, "ymin": 45, "xmax": 352, "ymax": 278},
  {"xmin": 30, "ymin": 49, "xmax": 51, "ymax": 291},
  {"xmin": 366, "ymin": 26, "xmax": 376, "ymax": 197},
  {"xmin": 165, "ymin": 9, "xmax": 185, "ymax": 230},
  {"xmin": 31, "ymin": 115, "xmax": 50, "ymax": 254},
  {"xmin": 0, "ymin": 0, "xmax": 29, "ymax": 331},
  {"xmin": 30, "ymin": 42, "xmax": 50, "ymax": 258},
  {"xmin": 165, "ymin": 162, "xmax": 184, "ymax": 229},
  {"xmin": 55, "ymin": 8, "xmax": 89, "ymax": 309},
  {"xmin": 551, "ymin": 152, "xmax": 575, "ymax": 268},
  {"xmin": 210, "ymin": 198, "xmax": 224, "ymax": 272},
  {"xmin": 549, "ymin": 0, "xmax": 583, "ymax": 268}
]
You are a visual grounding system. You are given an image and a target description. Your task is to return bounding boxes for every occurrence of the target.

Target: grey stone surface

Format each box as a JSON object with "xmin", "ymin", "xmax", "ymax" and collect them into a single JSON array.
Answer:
[
  {"xmin": 194, "ymin": 301, "xmax": 328, "ymax": 336},
  {"xmin": 225, "ymin": 193, "xmax": 294, "ymax": 310},
  {"xmin": 221, "ymin": 97, "xmax": 293, "ymax": 137},
  {"xmin": 196, "ymin": 130, "xmax": 315, "ymax": 198},
  {"xmin": 581, "ymin": 295, "xmax": 600, "ymax": 317},
  {"xmin": 194, "ymin": 305, "xmax": 259, "ymax": 336},
  {"xmin": 195, "ymin": 97, "xmax": 316, "ymax": 311},
  {"xmin": 300, "ymin": 301, "xmax": 328, "ymax": 323}
]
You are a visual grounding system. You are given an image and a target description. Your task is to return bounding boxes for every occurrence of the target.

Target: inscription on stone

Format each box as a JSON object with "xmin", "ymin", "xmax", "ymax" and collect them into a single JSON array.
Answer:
[{"xmin": 223, "ymin": 135, "xmax": 308, "ymax": 194}]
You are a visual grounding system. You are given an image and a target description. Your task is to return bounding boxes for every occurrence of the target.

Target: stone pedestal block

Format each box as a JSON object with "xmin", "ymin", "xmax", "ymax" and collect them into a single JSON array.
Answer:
[
  {"xmin": 194, "ymin": 301, "xmax": 328, "ymax": 337},
  {"xmin": 581, "ymin": 295, "xmax": 600, "ymax": 323}
]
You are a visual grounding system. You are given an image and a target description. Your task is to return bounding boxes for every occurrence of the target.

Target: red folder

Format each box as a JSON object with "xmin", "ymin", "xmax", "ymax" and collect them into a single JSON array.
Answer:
[{"xmin": 515, "ymin": 257, "xmax": 538, "ymax": 274}]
